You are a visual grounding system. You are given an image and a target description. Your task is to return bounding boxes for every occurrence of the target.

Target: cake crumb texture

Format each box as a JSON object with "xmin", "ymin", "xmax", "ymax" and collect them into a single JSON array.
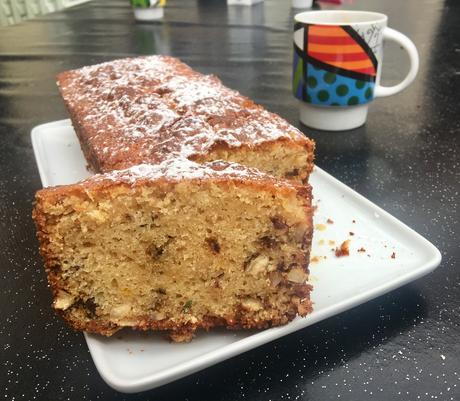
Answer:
[{"xmin": 33, "ymin": 161, "xmax": 313, "ymax": 340}]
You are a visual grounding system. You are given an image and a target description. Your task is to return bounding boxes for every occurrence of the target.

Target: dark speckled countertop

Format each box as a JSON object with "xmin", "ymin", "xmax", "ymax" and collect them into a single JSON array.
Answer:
[{"xmin": 0, "ymin": 0, "xmax": 459, "ymax": 400}]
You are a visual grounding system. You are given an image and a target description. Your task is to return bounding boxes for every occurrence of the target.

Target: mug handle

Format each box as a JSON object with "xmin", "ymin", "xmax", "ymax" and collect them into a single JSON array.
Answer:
[{"xmin": 374, "ymin": 28, "xmax": 419, "ymax": 98}]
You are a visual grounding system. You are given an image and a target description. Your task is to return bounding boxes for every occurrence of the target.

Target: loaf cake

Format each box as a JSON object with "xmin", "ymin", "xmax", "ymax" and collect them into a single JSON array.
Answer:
[
  {"xmin": 33, "ymin": 56, "xmax": 316, "ymax": 341},
  {"xmin": 33, "ymin": 160, "xmax": 313, "ymax": 341},
  {"xmin": 56, "ymin": 56, "xmax": 315, "ymax": 183}
]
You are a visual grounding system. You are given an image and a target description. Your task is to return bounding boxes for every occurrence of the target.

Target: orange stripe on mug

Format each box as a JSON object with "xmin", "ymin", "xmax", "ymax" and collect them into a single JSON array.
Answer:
[
  {"xmin": 327, "ymin": 59, "xmax": 375, "ymax": 69},
  {"xmin": 308, "ymin": 51, "xmax": 370, "ymax": 62},
  {"xmin": 308, "ymin": 43, "xmax": 364, "ymax": 54},
  {"xmin": 309, "ymin": 25, "xmax": 348, "ymax": 37},
  {"xmin": 308, "ymin": 35, "xmax": 357, "ymax": 45},
  {"xmin": 354, "ymin": 67, "xmax": 377, "ymax": 75}
]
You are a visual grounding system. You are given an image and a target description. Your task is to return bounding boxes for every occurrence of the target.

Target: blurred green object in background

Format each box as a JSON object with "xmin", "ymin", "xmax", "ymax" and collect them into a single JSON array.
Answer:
[{"xmin": 131, "ymin": 0, "xmax": 151, "ymax": 7}]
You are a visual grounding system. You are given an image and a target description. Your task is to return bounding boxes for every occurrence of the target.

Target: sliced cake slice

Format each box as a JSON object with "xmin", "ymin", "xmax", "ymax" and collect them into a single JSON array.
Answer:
[{"xmin": 33, "ymin": 159, "xmax": 313, "ymax": 341}]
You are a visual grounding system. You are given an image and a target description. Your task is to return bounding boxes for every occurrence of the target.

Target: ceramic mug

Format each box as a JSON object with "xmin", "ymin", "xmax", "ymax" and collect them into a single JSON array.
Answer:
[
  {"xmin": 292, "ymin": 0, "xmax": 313, "ymax": 9},
  {"xmin": 131, "ymin": 0, "xmax": 167, "ymax": 20},
  {"xmin": 293, "ymin": 10, "xmax": 419, "ymax": 131}
]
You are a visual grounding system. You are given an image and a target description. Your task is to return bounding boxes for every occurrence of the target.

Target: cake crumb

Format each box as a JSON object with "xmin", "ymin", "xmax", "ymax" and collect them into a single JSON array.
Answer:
[
  {"xmin": 326, "ymin": 218, "xmax": 334, "ymax": 224},
  {"xmin": 357, "ymin": 247, "xmax": 366, "ymax": 253},
  {"xmin": 352, "ymin": 219, "xmax": 356, "ymax": 223},
  {"xmin": 315, "ymin": 223, "xmax": 327, "ymax": 231},
  {"xmin": 335, "ymin": 240, "xmax": 350, "ymax": 257},
  {"xmin": 310, "ymin": 255, "xmax": 327, "ymax": 264},
  {"xmin": 391, "ymin": 252, "xmax": 396, "ymax": 259},
  {"xmin": 349, "ymin": 231, "xmax": 354, "ymax": 236},
  {"xmin": 328, "ymin": 240, "xmax": 335, "ymax": 246},
  {"xmin": 318, "ymin": 239, "xmax": 325, "ymax": 245}
]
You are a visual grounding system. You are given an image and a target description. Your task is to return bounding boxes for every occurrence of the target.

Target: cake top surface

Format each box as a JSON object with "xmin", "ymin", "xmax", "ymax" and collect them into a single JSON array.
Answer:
[
  {"xmin": 57, "ymin": 55, "xmax": 310, "ymax": 171},
  {"xmin": 96, "ymin": 159, "xmax": 285, "ymax": 184},
  {"xmin": 37, "ymin": 159, "xmax": 306, "ymax": 200}
]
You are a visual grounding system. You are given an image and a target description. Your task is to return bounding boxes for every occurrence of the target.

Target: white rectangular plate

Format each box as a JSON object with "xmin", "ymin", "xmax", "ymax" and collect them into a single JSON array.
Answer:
[{"xmin": 31, "ymin": 120, "xmax": 441, "ymax": 393}]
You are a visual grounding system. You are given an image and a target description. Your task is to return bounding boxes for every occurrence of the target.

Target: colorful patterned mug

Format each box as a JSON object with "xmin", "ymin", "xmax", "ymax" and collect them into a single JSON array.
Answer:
[{"xmin": 293, "ymin": 11, "xmax": 419, "ymax": 130}]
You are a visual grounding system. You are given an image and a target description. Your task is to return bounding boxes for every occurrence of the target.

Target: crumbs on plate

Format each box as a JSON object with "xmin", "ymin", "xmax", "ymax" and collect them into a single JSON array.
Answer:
[
  {"xmin": 315, "ymin": 223, "xmax": 327, "ymax": 231},
  {"xmin": 310, "ymin": 255, "xmax": 327, "ymax": 264},
  {"xmin": 335, "ymin": 240, "xmax": 350, "ymax": 257}
]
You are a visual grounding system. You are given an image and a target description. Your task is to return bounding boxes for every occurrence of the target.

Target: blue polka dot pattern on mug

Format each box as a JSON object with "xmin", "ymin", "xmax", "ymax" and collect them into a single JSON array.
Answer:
[
  {"xmin": 292, "ymin": 23, "xmax": 379, "ymax": 107},
  {"xmin": 305, "ymin": 63, "xmax": 375, "ymax": 106}
]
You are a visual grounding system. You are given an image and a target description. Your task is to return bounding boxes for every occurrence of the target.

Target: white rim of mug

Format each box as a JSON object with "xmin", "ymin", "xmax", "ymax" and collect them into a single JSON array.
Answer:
[{"xmin": 294, "ymin": 10, "xmax": 388, "ymax": 26}]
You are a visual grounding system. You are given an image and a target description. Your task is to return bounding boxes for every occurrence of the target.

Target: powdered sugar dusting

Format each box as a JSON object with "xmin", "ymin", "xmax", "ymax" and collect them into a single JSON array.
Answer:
[
  {"xmin": 57, "ymin": 56, "xmax": 308, "ymax": 172},
  {"xmin": 90, "ymin": 158, "xmax": 290, "ymax": 187}
]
